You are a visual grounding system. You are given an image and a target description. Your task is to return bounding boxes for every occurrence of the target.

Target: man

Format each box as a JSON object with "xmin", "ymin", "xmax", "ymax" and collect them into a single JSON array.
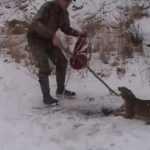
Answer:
[{"xmin": 27, "ymin": 0, "xmax": 84, "ymax": 105}]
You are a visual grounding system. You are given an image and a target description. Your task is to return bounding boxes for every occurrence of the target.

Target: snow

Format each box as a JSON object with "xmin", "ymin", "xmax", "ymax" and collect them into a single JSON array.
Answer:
[
  {"xmin": 1, "ymin": 54, "xmax": 150, "ymax": 150},
  {"xmin": 1, "ymin": 0, "xmax": 150, "ymax": 149},
  {"xmin": 136, "ymin": 18, "xmax": 150, "ymax": 45}
]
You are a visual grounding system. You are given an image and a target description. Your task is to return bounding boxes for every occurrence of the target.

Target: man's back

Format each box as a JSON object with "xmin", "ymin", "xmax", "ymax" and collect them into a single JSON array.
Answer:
[{"xmin": 27, "ymin": 1, "xmax": 78, "ymax": 41}]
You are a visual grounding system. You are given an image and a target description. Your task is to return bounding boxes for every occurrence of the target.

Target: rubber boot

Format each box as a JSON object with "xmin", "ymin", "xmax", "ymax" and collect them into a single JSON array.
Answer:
[
  {"xmin": 56, "ymin": 89, "xmax": 76, "ymax": 98},
  {"xmin": 39, "ymin": 74, "xmax": 59, "ymax": 105},
  {"xmin": 56, "ymin": 67, "xmax": 76, "ymax": 98}
]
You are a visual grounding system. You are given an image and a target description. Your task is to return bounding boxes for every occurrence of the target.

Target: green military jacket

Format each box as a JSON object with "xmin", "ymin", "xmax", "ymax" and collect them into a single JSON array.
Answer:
[{"xmin": 27, "ymin": 1, "xmax": 79, "ymax": 41}]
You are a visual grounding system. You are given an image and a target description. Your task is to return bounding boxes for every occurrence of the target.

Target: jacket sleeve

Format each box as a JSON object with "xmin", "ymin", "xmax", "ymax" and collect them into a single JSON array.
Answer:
[
  {"xmin": 31, "ymin": 2, "xmax": 54, "ymax": 40},
  {"xmin": 60, "ymin": 12, "xmax": 79, "ymax": 37}
]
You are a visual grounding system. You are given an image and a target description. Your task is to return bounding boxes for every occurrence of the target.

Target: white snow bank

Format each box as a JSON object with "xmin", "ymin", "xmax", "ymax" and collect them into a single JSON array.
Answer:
[
  {"xmin": 136, "ymin": 17, "xmax": 150, "ymax": 45},
  {"xmin": 0, "ymin": 53, "xmax": 150, "ymax": 150}
]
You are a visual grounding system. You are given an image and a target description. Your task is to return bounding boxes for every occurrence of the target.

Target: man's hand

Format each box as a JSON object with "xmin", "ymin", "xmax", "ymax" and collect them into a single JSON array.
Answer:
[{"xmin": 78, "ymin": 32, "xmax": 87, "ymax": 38}]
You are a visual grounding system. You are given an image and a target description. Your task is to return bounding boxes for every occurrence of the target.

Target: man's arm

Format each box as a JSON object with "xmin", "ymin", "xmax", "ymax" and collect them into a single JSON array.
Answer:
[
  {"xmin": 30, "ymin": 2, "xmax": 54, "ymax": 40},
  {"xmin": 60, "ymin": 12, "xmax": 79, "ymax": 37}
]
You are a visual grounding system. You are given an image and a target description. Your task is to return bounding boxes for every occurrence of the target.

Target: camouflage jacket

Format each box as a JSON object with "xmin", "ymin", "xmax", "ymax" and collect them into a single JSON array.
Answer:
[{"xmin": 27, "ymin": 1, "xmax": 79, "ymax": 41}]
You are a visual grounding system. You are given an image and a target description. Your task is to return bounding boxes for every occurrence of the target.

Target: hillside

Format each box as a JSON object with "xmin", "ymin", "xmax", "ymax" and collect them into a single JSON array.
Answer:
[{"xmin": 1, "ymin": 0, "xmax": 150, "ymax": 150}]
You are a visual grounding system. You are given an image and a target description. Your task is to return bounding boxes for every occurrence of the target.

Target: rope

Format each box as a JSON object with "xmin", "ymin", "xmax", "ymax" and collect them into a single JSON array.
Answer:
[
  {"xmin": 63, "ymin": 65, "xmax": 73, "ymax": 96},
  {"xmin": 60, "ymin": 44, "xmax": 119, "ymax": 96},
  {"xmin": 65, "ymin": 65, "xmax": 73, "ymax": 87}
]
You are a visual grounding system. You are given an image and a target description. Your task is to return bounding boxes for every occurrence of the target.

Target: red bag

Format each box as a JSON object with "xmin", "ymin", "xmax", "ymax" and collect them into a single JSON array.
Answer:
[{"xmin": 70, "ymin": 35, "xmax": 88, "ymax": 70}]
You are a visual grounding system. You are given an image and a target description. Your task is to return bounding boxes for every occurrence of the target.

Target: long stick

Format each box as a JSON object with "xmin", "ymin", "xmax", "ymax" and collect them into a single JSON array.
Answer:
[
  {"xmin": 60, "ymin": 44, "xmax": 118, "ymax": 96},
  {"xmin": 85, "ymin": 64, "xmax": 118, "ymax": 96}
]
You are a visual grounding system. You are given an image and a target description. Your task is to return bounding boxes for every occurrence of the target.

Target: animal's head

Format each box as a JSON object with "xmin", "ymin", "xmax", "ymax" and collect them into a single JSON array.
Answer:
[{"xmin": 118, "ymin": 87, "xmax": 136, "ymax": 101}]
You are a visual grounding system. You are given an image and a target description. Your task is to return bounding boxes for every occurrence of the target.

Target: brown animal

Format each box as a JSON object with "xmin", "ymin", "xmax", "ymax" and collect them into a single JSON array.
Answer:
[{"xmin": 116, "ymin": 86, "xmax": 150, "ymax": 124}]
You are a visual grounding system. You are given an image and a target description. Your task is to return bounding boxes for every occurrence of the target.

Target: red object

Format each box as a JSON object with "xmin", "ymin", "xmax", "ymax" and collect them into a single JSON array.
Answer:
[{"xmin": 70, "ymin": 35, "xmax": 88, "ymax": 70}]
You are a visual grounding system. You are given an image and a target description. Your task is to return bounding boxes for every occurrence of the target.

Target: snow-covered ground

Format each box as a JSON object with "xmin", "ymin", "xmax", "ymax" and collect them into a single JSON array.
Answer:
[
  {"xmin": 1, "ymin": 0, "xmax": 150, "ymax": 149},
  {"xmin": 1, "ymin": 54, "xmax": 150, "ymax": 150}
]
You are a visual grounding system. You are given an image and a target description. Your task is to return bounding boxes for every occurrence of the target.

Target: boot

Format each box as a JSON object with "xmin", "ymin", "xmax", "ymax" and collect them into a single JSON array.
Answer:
[
  {"xmin": 39, "ymin": 74, "xmax": 59, "ymax": 105},
  {"xmin": 56, "ymin": 89, "xmax": 76, "ymax": 98},
  {"xmin": 55, "ymin": 67, "xmax": 76, "ymax": 98}
]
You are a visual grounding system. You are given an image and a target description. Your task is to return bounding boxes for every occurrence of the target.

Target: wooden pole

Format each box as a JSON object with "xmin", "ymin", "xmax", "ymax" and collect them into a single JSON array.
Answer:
[{"xmin": 54, "ymin": 34, "xmax": 119, "ymax": 96}]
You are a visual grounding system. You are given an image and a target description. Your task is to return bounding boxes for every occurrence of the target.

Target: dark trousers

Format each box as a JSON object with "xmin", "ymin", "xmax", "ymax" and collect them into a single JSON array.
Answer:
[{"xmin": 28, "ymin": 38, "xmax": 67, "ymax": 93}]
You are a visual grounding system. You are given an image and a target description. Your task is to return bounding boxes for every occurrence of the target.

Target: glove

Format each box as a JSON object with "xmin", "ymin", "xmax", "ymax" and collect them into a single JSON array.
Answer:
[{"xmin": 78, "ymin": 32, "xmax": 87, "ymax": 38}]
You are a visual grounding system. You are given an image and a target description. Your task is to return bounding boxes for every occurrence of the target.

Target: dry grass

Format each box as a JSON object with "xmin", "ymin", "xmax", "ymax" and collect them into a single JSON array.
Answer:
[
  {"xmin": 118, "ymin": 4, "xmax": 149, "ymax": 20},
  {"xmin": 3, "ymin": 22, "xmax": 38, "ymax": 76},
  {"xmin": 0, "ymin": 0, "xmax": 149, "ymax": 78},
  {"xmin": 79, "ymin": 1, "xmax": 147, "ymax": 63}
]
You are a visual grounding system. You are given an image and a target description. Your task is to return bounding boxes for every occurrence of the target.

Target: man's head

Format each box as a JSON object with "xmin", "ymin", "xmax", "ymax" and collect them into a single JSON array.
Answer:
[{"xmin": 57, "ymin": 0, "xmax": 72, "ymax": 10}]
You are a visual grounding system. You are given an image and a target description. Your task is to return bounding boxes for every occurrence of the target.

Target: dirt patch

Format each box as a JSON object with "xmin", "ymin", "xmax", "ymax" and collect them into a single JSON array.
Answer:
[
  {"xmin": 60, "ymin": 105, "xmax": 115, "ymax": 119},
  {"xmin": 7, "ymin": 19, "xmax": 29, "ymax": 35}
]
